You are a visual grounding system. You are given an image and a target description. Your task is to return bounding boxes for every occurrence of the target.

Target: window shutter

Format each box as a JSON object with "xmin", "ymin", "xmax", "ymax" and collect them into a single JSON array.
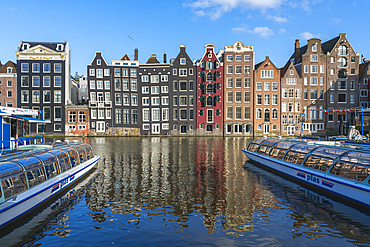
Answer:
[
  {"xmin": 200, "ymin": 95, "xmax": 203, "ymax": 102},
  {"xmin": 213, "ymin": 84, "xmax": 216, "ymax": 94},
  {"xmin": 217, "ymin": 83, "xmax": 220, "ymax": 89},
  {"xmin": 200, "ymin": 82, "xmax": 204, "ymax": 90},
  {"xmin": 216, "ymin": 95, "xmax": 220, "ymax": 102},
  {"xmin": 216, "ymin": 71, "xmax": 221, "ymax": 77}
]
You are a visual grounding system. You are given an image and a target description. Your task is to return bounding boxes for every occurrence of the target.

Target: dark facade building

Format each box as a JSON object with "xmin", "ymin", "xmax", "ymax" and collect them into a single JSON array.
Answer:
[
  {"xmin": 196, "ymin": 44, "xmax": 224, "ymax": 135},
  {"xmin": 16, "ymin": 41, "xmax": 70, "ymax": 134},
  {"xmin": 139, "ymin": 54, "xmax": 171, "ymax": 135},
  {"xmin": 170, "ymin": 45, "xmax": 196, "ymax": 135},
  {"xmin": 87, "ymin": 50, "xmax": 140, "ymax": 135}
]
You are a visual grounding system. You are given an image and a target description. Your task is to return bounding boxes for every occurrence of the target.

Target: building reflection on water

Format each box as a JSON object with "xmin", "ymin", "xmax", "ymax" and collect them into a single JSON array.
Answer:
[{"xmin": 35, "ymin": 136, "xmax": 370, "ymax": 245}]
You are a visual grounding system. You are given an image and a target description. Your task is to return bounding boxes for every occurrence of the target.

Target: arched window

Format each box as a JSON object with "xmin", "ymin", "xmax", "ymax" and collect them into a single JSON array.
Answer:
[
  {"xmin": 272, "ymin": 109, "xmax": 278, "ymax": 119},
  {"xmin": 312, "ymin": 43, "xmax": 317, "ymax": 52},
  {"xmin": 206, "ymin": 96, "xmax": 213, "ymax": 106},
  {"xmin": 173, "ymin": 124, "xmax": 177, "ymax": 130},
  {"xmin": 206, "ymin": 84, "xmax": 213, "ymax": 94},
  {"xmin": 206, "ymin": 72, "xmax": 213, "ymax": 82},
  {"xmin": 272, "ymin": 125, "xmax": 277, "ymax": 130},
  {"xmin": 339, "ymin": 45, "xmax": 347, "ymax": 55},
  {"xmin": 264, "ymin": 109, "xmax": 270, "ymax": 121},
  {"xmin": 338, "ymin": 69, "xmax": 347, "ymax": 78},
  {"xmin": 206, "ymin": 61, "xmax": 214, "ymax": 70},
  {"xmin": 257, "ymin": 109, "xmax": 262, "ymax": 119},
  {"xmin": 338, "ymin": 57, "xmax": 347, "ymax": 67}
]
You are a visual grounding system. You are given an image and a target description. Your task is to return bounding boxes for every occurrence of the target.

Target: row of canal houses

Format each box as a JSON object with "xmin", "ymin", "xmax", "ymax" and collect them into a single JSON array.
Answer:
[{"xmin": 1, "ymin": 33, "xmax": 370, "ymax": 137}]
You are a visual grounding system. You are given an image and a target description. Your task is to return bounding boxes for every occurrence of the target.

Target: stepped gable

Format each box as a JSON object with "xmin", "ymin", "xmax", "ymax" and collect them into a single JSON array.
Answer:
[
  {"xmin": 0, "ymin": 60, "xmax": 17, "ymax": 73},
  {"xmin": 146, "ymin": 54, "xmax": 160, "ymax": 64}
]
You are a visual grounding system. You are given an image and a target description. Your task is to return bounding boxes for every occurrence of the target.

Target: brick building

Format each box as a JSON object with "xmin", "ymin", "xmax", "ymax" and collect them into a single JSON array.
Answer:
[{"xmin": 0, "ymin": 61, "xmax": 17, "ymax": 107}]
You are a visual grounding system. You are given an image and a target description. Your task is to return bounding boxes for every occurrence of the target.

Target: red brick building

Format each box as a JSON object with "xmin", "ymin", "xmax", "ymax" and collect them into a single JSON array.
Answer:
[
  {"xmin": 196, "ymin": 44, "xmax": 223, "ymax": 135},
  {"xmin": 0, "ymin": 61, "xmax": 17, "ymax": 107},
  {"xmin": 65, "ymin": 105, "xmax": 89, "ymax": 136}
]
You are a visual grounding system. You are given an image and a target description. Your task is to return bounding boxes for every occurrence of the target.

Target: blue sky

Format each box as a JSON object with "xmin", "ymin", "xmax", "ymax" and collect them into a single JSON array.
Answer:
[{"xmin": 1, "ymin": 0, "xmax": 369, "ymax": 76}]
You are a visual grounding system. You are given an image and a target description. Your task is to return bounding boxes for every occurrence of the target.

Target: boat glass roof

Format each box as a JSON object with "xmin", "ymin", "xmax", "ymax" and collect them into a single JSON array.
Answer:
[
  {"xmin": 290, "ymin": 144, "xmax": 317, "ymax": 154},
  {"xmin": 250, "ymin": 138, "xmax": 265, "ymax": 144},
  {"xmin": 48, "ymin": 149, "xmax": 68, "ymax": 160},
  {"xmin": 261, "ymin": 140, "xmax": 278, "ymax": 146},
  {"xmin": 273, "ymin": 142, "xmax": 296, "ymax": 150},
  {"xmin": 340, "ymin": 152, "xmax": 370, "ymax": 166},
  {"xmin": 0, "ymin": 162, "xmax": 24, "ymax": 178},
  {"xmin": 12, "ymin": 156, "xmax": 42, "ymax": 169},
  {"xmin": 311, "ymin": 148, "xmax": 347, "ymax": 159},
  {"xmin": 36, "ymin": 153, "xmax": 57, "ymax": 165}
]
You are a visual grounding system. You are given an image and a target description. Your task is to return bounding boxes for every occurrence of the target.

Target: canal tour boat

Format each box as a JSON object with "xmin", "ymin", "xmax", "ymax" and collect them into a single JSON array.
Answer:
[
  {"xmin": 242, "ymin": 138, "xmax": 370, "ymax": 209},
  {"xmin": 0, "ymin": 141, "xmax": 100, "ymax": 233}
]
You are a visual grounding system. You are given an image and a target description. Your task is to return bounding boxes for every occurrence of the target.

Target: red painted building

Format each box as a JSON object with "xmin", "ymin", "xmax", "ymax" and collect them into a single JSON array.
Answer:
[{"xmin": 196, "ymin": 44, "xmax": 223, "ymax": 135}]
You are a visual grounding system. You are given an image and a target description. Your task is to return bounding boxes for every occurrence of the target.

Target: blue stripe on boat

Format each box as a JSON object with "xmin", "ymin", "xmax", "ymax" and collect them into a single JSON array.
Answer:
[{"xmin": 322, "ymin": 180, "xmax": 334, "ymax": 188}]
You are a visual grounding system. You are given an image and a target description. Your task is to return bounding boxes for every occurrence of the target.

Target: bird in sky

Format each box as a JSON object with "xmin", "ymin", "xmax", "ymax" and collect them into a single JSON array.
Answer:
[{"xmin": 128, "ymin": 35, "xmax": 133, "ymax": 40}]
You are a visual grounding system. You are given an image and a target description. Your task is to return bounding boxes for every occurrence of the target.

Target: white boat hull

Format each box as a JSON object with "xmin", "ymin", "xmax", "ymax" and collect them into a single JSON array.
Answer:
[
  {"xmin": 0, "ymin": 156, "xmax": 100, "ymax": 229},
  {"xmin": 243, "ymin": 149, "xmax": 370, "ymax": 208}
]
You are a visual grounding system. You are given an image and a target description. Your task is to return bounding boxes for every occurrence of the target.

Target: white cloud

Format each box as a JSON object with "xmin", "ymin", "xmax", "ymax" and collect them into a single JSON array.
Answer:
[
  {"xmin": 299, "ymin": 31, "xmax": 322, "ymax": 40},
  {"xmin": 195, "ymin": 10, "xmax": 205, "ymax": 16},
  {"xmin": 184, "ymin": 0, "xmax": 284, "ymax": 20},
  {"xmin": 267, "ymin": 15, "xmax": 287, "ymax": 23},
  {"xmin": 231, "ymin": 24, "xmax": 248, "ymax": 33},
  {"xmin": 248, "ymin": 26, "xmax": 274, "ymax": 37},
  {"xmin": 330, "ymin": 18, "xmax": 342, "ymax": 25},
  {"xmin": 279, "ymin": 28, "xmax": 286, "ymax": 33}
]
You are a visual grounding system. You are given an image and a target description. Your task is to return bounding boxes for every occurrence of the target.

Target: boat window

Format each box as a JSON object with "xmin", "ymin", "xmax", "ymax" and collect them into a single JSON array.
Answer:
[
  {"xmin": 273, "ymin": 142, "xmax": 296, "ymax": 150},
  {"xmin": 0, "ymin": 162, "xmax": 24, "ymax": 178},
  {"xmin": 12, "ymin": 157, "xmax": 42, "ymax": 170},
  {"xmin": 303, "ymin": 156, "xmax": 333, "ymax": 172},
  {"xmin": 70, "ymin": 155, "xmax": 79, "ymax": 167},
  {"xmin": 311, "ymin": 148, "xmax": 347, "ymax": 160},
  {"xmin": 284, "ymin": 151, "xmax": 306, "ymax": 165},
  {"xmin": 44, "ymin": 162, "xmax": 59, "ymax": 179},
  {"xmin": 261, "ymin": 140, "xmax": 278, "ymax": 147},
  {"xmin": 269, "ymin": 148, "xmax": 286, "ymax": 159},
  {"xmin": 330, "ymin": 162, "xmax": 370, "ymax": 182},
  {"xmin": 250, "ymin": 138, "xmax": 265, "ymax": 145},
  {"xmin": 80, "ymin": 144, "xmax": 94, "ymax": 159},
  {"xmin": 60, "ymin": 147, "xmax": 80, "ymax": 168},
  {"xmin": 340, "ymin": 152, "xmax": 370, "ymax": 166},
  {"xmin": 247, "ymin": 143, "xmax": 259, "ymax": 152},
  {"xmin": 26, "ymin": 167, "xmax": 46, "ymax": 188},
  {"xmin": 71, "ymin": 145, "xmax": 87, "ymax": 163},
  {"xmin": 290, "ymin": 144, "xmax": 316, "ymax": 154},
  {"xmin": 59, "ymin": 158, "xmax": 71, "ymax": 173},
  {"xmin": 1, "ymin": 173, "xmax": 27, "ymax": 200},
  {"xmin": 257, "ymin": 145, "xmax": 272, "ymax": 156}
]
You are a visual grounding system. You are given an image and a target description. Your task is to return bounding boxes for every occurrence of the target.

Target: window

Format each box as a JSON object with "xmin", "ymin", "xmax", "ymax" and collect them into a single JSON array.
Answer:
[
  {"xmin": 54, "ymin": 76, "xmax": 61, "ymax": 87},
  {"xmin": 351, "ymin": 69, "xmax": 355, "ymax": 74},
  {"xmin": 339, "ymin": 57, "xmax": 347, "ymax": 67},
  {"xmin": 295, "ymin": 89, "xmax": 300, "ymax": 98},
  {"xmin": 320, "ymin": 77, "xmax": 324, "ymax": 86},
  {"xmin": 43, "ymin": 76, "xmax": 51, "ymax": 87},
  {"xmin": 227, "ymin": 92, "xmax": 233, "ymax": 103},
  {"xmin": 320, "ymin": 65, "xmax": 324, "ymax": 73},
  {"xmin": 21, "ymin": 91, "xmax": 29, "ymax": 103},
  {"xmin": 161, "ymin": 86, "xmax": 168, "ymax": 93},
  {"xmin": 143, "ymin": 109, "xmax": 150, "ymax": 121},
  {"xmin": 310, "ymin": 77, "xmax": 318, "ymax": 85},
  {"xmin": 227, "ymin": 55, "xmax": 233, "ymax": 61},
  {"xmin": 32, "ymin": 63, "xmax": 40, "ymax": 72},
  {"xmin": 68, "ymin": 111, "xmax": 77, "ymax": 123},
  {"xmin": 235, "ymin": 107, "xmax": 242, "ymax": 120},
  {"xmin": 54, "ymin": 64, "xmax": 61, "ymax": 73},
  {"xmin": 245, "ymin": 78, "xmax": 251, "ymax": 88},
  {"xmin": 173, "ymin": 96, "xmax": 178, "ymax": 106},
  {"xmin": 330, "ymin": 93, "xmax": 334, "ymax": 103},
  {"xmin": 105, "ymin": 80, "xmax": 110, "ymax": 90},
  {"xmin": 33, "ymin": 76, "xmax": 40, "ymax": 87},
  {"xmin": 114, "ymin": 68, "xmax": 120, "ymax": 77},
  {"xmin": 235, "ymin": 55, "xmax": 242, "ymax": 61},
  {"xmin": 361, "ymin": 90, "xmax": 368, "ymax": 97},
  {"xmin": 261, "ymin": 70, "xmax": 273, "ymax": 79},
  {"xmin": 54, "ymin": 91, "xmax": 61, "ymax": 103},
  {"xmin": 173, "ymin": 69, "xmax": 177, "ymax": 75},
  {"xmin": 350, "ymin": 80, "xmax": 355, "ymax": 90},
  {"xmin": 227, "ymin": 66, "xmax": 233, "ymax": 74},
  {"xmin": 311, "ymin": 65, "xmax": 318, "ymax": 73},
  {"xmin": 161, "ymin": 75, "xmax": 168, "ymax": 81},
  {"xmin": 245, "ymin": 107, "xmax": 251, "ymax": 119},
  {"xmin": 304, "ymin": 65, "xmax": 308, "ymax": 73},
  {"xmin": 339, "ymin": 45, "xmax": 347, "ymax": 55},
  {"xmin": 256, "ymin": 109, "xmax": 262, "ymax": 119},
  {"xmin": 104, "ymin": 69, "xmax": 110, "ymax": 76},
  {"xmin": 365, "ymin": 78, "xmax": 369, "ymax": 85},
  {"xmin": 97, "ymin": 80, "xmax": 103, "ymax": 89},
  {"xmin": 122, "ymin": 79, "xmax": 129, "ymax": 90},
  {"xmin": 180, "ymin": 81, "xmax": 187, "ymax": 91},
  {"xmin": 272, "ymin": 82, "xmax": 278, "ymax": 91},
  {"xmin": 338, "ymin": 93, "xmax": 346, "ymax": 103},
  {"xmin": 312, "ymin": 43, "xmax": 317, "ymax": 52},
  {"xmin": 173, "ymin": 81, "xmax": 178, "ymax": 91},
  {"xmin": 179, "ymin": 69, "xmax": 187, "ymax": 76},
  {"xmin": 142, "ymin": 75, "xmax": 149, "ymax": 82},
  {"xmin": 264, "ymin": 94, "xmax": 270, "ymax": 105},
  {"xmin": 311, "ymin": 54, "xmax": 318, "ymax": 62},
  {"xmin": 244, "ymin": 65, "xmax": 250, "ymax": 75},
  {"xmin": 330, "ymin": 80, "xmax": 334, "ymax": 90},
  {"xmin": 304, "ymin": 77, "xmax": 308, "ymax": 85},
  {"xmin": 123, "ymin": 94, "xmax": 130, "ymax": 105},
  {"xmin": 289, "ymin": 89, "xmax": 294, "ymax": 98},
  {"xmin": 310, "ymin": 89, "xmax": 317, "ymax": 100},
  {"xmin": 236, "ymin": 92, "xmax": 242, "ymax": 103},
  {"xmin": 151, "ymin": 86, "xmax": 159, "ymax": 94},
  {"xmin": 256, "ymin": 94, "xmax": 262, "ymax": 105},
  {"xmin": 55, "ymin": 107, "xmax": 62, "ymax": 121},
  {"xmin": 189, "ymin": 68, "xmax": 193, "ymax": 75},
  {"xmin": 331, "ymin": 69, "xmax": 335, "ymax": 75},
  {"xmin": 21, "ymin": 63, "xmax": 29, "ymax": 72},
  {"xmin": 227, "ymin": 78, "xmax": 233, "ymax": 88},
  {"xmin": 180, "ymin": 96, "xmax": 187, "ymax": 106},
  {"xmin": 272, "ymin": 94, "xmax": 278, "ymax": 105},
  {"xmin": 44, "ymin": 91, "xmax": 51, "ymax": 103},
  {"xmin": 256, "ymin": 82, "xmax": 262, "ymax": 91},
  {"xmin": 350, "ymin": 94, "xmax": 355, "ymax": 103},
  {"xmin": 32, "ymin": 91, "xmax": 39, "ymax": 103},
  {"xmin": 264, "ymin": 82, "xmax": 270, "ymax": 91},
  {"xmin": 226, "ymin": 107, "xmax": 233, "ymax": 119},
  {"xmin": 180, "ymin": 58, "xmax": 186, "ymax": 64},
  {"xmin": 131, "ymin": 94, "xmax": 138, "ymax": 106},
  {"xmin": 124, "ymin": 110, "xmax": 130, "ymax": 124},
  {"xmin": 304, "ymin": 89, "xmax": 308, "ymax": 100},
  {"xmin": 338, "ymin": 81, "xmax": 347, "ymax": 90},
  {"xmin": 282, "ymin": 103, "xmax": 287, "ymax": 112},
  {"xmin": 151, "ymin": 75, "xmax": 159, "ymax": 83},
  {"xmin": 282, "ymin": 89, "xmax": 287, "ymax": 98},
  {"xmin": 96, "ymin": 69, "xmax": 103, "ymax": 78},
  {"xmin": 244, "ymin": 92, "xmax": 250, "ymax": 103},
  {"xmin": 244, "ymin": 55, "xmax": 250, "ymax": 61},
  {"xmin": 319, "ymin": 89, "xmax": 324, "ymax": 100},
  {"xmin": 162, "ymin": 96, "xmax": 169, "ymax": 105},
  {"xmin": 152, "ymin": 109, "xmax": 160, "ymax": 121},
  {"xmin": 115, "ymin": 93, "xmax": 122, "ymax": 105}
]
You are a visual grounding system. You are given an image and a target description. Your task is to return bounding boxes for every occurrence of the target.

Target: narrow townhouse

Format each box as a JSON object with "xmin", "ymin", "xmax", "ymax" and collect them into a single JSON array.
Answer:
[
  {"xmin": 170, "ymin": 45, "xmax": 197, "ymax": 135},
  {"xmin": 139, "ymin": 53, "xmax": 171, "ymax": 135},
  {"xmin": 223, "ymin": 41, "xmax": 254, "ymax": 136},
  {"xmin": 253, "ymin": 56, "xmax": 281, "ymax": 136},
  {"xmin": 359, "ymin": 59, "xmax": 370, "ymax": 109},
  {"xmin": 16, "ymin": 41, "xmax": 71, "ymax": 134},
  {"xmin": 87, "ymin": 50, "xmax": 140, "ymax": 135},
  {"xmin": 196, "ymin": 44, "xmax": 223, "ymax": 135},
  {"xmin": 0, "ymin": 61, "xmax": 17, "ymax": 107}
]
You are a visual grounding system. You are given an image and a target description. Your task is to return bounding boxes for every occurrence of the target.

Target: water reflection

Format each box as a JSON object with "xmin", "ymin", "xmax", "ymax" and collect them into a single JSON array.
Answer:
[{"xmin": 7, "ymin": 137, "xmax": 370, "ymax": 246}]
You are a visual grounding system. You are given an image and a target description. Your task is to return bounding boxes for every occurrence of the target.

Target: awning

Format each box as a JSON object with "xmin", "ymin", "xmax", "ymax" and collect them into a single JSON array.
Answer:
[
  {"xmin": 0, "ymin": 110, "xmax": 10, "ymax": 116},
  {"xmin": 13, "ymin": 116, "xmax": 51, "ymax": 123}
]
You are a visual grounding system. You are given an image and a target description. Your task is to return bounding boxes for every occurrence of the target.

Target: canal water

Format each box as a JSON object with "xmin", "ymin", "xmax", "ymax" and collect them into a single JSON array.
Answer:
[{"xmin": 2, "ymin": 137, "xmax": 370, "ymax": 246}]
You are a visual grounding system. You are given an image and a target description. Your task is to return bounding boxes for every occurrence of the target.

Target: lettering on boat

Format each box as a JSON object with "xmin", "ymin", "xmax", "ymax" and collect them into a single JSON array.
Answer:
[{"xmin": 307, "ymin": 174, "xmax": 320, "ymax": 184}]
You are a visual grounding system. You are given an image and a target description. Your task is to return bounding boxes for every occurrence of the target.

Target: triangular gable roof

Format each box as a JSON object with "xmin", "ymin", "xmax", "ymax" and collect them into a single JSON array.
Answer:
[
  {"xmin": 19, "ymin": 41, "xmax": 67, "ymax": 52},
  {"xmin": 0, "ymin": 60, "xmax": 17, "ymax": 73},
  {"xmin": 21, "ymin": 44, "xmax": 60, "ymax": 54},
  {"xmin": 146, "ymin": 55, "xmax": 160, "ymax": 64},
  {"xmin": 89, "ymin": 51, "xmax": 109, "ymax": 66},
  {"xmin": 121, "ymin": 54, "xmax": 130, "ymax": 61}
]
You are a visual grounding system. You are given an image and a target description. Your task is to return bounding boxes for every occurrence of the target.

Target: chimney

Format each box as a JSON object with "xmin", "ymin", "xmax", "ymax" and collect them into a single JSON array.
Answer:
[
  {"xmin": 134, "ymin": 48, "xmax": 138, "ymax": 61},
  {"xmin": 164, "ymin": 51, "xmax": 167, "ymax": 63},
  {"xmin": 294, "ymin": 39, "xmax": 300, "ymax": 65}
]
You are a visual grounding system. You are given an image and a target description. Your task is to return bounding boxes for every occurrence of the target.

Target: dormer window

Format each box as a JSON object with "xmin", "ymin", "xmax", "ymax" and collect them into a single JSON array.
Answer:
[
  {"xmin": 237, "ymin": 46, "xmax": 241, "ymax": 50},
  {"xmin": 57, "ymin": 44, "xmax": 63, "ymax": 51},
  {"xmin": 97, "ymin": 59, "xmax": 101, "ymax": 65},
  {"xmin": 180, "ymin": 58, "xmax": 186, "ymax": 65},
  {"xmin": 312, "ymin": 43, "xmax": 317, "ymax": 52},
  {"xmin": 7, "ymin": 67, "xmax": 13, "ymax": 73},
  {"xmin": 23, "ymin": 44, "xmax": 29, "ymax": 50}
]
